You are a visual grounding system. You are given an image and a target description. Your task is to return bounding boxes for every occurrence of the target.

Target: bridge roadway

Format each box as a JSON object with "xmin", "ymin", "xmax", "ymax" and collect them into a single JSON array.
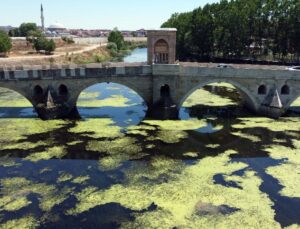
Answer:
[{"xmin": 0, "ymin": 62, "xmax": 300, "ymax": 119}]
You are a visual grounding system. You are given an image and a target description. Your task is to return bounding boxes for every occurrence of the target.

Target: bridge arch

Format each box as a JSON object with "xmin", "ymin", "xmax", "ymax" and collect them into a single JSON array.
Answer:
[
  {"xmin": 178, "ymin": 79, "xmax": 259, "ymax": 111},
  {"xmin": 74, "ymin": 80, "xmax": 150, "ymax": 109},
  {"xmin": 285, "ymin": 93, "xmax": 300, "ymax": 109},
  {"xmin": 0, "ymin": 86, "xmax": 34, "ymax": 109}
]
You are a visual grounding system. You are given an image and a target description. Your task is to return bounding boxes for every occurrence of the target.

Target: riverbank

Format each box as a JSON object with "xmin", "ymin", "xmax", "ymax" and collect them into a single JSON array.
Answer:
[{"xmin": 0, "ymin": 37, "xmax": 147, "ymax": 67}]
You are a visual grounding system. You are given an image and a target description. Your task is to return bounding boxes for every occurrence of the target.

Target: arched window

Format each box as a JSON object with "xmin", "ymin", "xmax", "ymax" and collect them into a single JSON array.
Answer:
[
  {"xmin": 281, "ymin": 85, "xmax": 290, "ymax": 95},
  {"xmin": 154, "ymin": 39, "xmax": 169, "ymax": 64},
  {"xmin": 258, "ymin": 85, "xmax": 267, "ymax": 95},
  {"xmin": 33, "ymin": 85, "xmax": 43, "ymax": 96},
  {"xmin": 160, "ymin": 84, "xmax": 170, "ymax": 97},
  {"xmin": 58, "ymin": 84, "xmax": 68, "ymax": 96}
]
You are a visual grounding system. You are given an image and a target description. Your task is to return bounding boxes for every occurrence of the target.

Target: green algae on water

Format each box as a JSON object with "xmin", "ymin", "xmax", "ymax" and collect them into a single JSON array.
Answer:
[
  {"xmin": 183, "ymin": 152, "xmax": 199, "ymax": 157},
  {"xmin": 77, "ymin": 94, "xmax": 136, "ymax": 107},
  {"xmin": 0, "ymin": 119, "xmax": 66, "ymax": 150},
  {"xmin": 68, "ymin": 150, "xmax": 280, "ymax": 228},
  {"xmin": 0, "ymin": 196, "xmax": 31, "ymax": 212},
  {"xmin": 0, "ymin": 215, "xmax": 39, "ymax": 229},
  {"xmin": 57, "ymin": 172, "xmax": 73, "ymax": 183},
  {"xmin": 232, "ymin": 117, "xmax": 300, "ymax": 132},
  {"xmin": 72, "ymin": 176, "xmax": 90, "ymax": 184},
  {"xmin": 265, "ymin": 140, "xmax": 300, "ymax": 198},
  {"xmin": 87, "ymin": 137, "xmax": 143, "ymax": 170},
  {"xmin": 0, "ymin": 177, "xmax": 72, "ymax": 213},
  {"xmin": 68, "ymin": 118, "xmax": 123, "ymax": 139},
  {"xmin": 25, "ymin": 146, "xmax": 67, "ymax": 162},
  {"xmin": 0, "ymin": 88, "xmax": 32, "ymax": 108},
  {"xmin": 150, "ymin": 130, "xmax": 188, "ymax": 144},
  {"xmin": 143, "ymin": 119, "xmax": 207, "ymax": 131},
  {"xmin": 183, "ymin": 84, "xmax": 238, "ymax": 108}
]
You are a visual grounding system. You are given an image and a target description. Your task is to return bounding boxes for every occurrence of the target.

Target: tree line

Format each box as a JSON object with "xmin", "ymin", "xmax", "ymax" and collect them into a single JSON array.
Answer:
[
  {"xmin": 162, "ymin": 0, "xmax": 300, "ymax": 63},
  {"xmin": 0, "ymin": 23, "xmax": 56, "ymax": 56}
]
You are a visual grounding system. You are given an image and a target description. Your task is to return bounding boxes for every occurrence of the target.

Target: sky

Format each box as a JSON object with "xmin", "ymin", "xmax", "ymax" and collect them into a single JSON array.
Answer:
[{"xmin": 1, "ymin": 0, "xmax": 218, "ymax": 30}]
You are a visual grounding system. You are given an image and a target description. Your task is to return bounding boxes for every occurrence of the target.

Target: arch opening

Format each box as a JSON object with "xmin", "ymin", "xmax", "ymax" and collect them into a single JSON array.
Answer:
[
  {"xmin": 76, "ymin": 82, "xmax": 147, "ymax": 126},
  {"xmin": 34, "ymin": 85, "xmax": 43, "ymax": 96},
  {"xmin": 58, "ymin": 84, "xmax": 68, "ymax": 96},
  {"xmin": 287, "ymin": 95, "xmax": 300, "ymax": 115},
  {"xmin": 160, "ymin": 84, "xmax": 170, "ymax": 97},
  {"xmin": 258, "ymin": 85, "xmax": 267, "ymax": 95},
  {"xmin": 179, "ymin": 81, "xmax": 257, "ymax": 124},
  {"xmin": 0, "ymin": 87, "xmax": 35, "ymax": 118},
  {"xmin": 281, "ymin": 85, "xmax": 290, "ymax": 95},
  {"xmin": 154, "ymin": 39, "xmax": 169, "ymax": 64}
]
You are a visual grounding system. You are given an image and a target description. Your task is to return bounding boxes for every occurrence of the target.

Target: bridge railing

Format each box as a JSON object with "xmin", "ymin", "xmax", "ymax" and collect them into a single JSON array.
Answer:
[{"xmin": 0, "ymin": 62, "xmax": 152, "ymax": 80}]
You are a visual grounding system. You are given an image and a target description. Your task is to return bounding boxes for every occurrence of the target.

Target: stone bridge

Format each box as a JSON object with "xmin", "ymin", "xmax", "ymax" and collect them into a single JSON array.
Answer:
[
  {"xmin": 0, "ymin": 62, "xmax": 300, "ymax": 119},
  {"xmin": 1, "ymin": 28, "xmax": 300, "ymax": 119}
]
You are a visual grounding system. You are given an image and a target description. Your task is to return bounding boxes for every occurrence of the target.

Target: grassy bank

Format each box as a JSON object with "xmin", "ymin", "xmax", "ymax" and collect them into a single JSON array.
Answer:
[{"xmin": 71, "ymin": 41, "xmax": 146, "ymax": 65}]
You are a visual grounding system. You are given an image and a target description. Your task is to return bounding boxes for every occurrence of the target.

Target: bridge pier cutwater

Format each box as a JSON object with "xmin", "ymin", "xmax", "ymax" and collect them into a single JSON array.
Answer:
[{"xmin": 0, "ymin": 29, "xmax": 300, "ymax": 119}]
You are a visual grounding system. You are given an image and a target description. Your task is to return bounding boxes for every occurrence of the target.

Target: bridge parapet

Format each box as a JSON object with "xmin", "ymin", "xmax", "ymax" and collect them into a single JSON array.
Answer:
[{"xmin": 0, "ymin": 63, "xmax": 152, "ymax": 81}]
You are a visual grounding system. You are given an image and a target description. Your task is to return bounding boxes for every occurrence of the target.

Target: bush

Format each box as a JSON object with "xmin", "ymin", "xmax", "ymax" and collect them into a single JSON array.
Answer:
[
  {"xmin": 0, "ymin": 31, "xmax": 12, "ymax": 56},
  {"xmin": 45, "ymin": 39, "xmax": 56, "ymax": 54},
  {"xmin": 62, "ymin": 36, "xmax": 74, "ymax": 44},
  {"xmin": 33, "ymin": 36, "xmax": 56, "ymax": 54},
  {"xmin": 107, "ymin": 42, "xmax": 118, "ymax": 51}
]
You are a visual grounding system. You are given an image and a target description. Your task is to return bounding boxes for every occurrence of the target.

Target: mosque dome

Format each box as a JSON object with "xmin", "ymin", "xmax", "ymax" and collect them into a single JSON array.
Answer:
[{"xmin": 48, "ymin": 22, "xmax": 66, "ymax": 29}]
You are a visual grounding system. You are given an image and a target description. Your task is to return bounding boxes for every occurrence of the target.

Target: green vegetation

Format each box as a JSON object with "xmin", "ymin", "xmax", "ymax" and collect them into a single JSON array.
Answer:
[
  {"xmin": 77, "ymin": 93, "xmax": 136, "ymax": 107},
  {"xmin": 7, "ymin": 22, "xmax": 57, "ymax": 54},
  {"xmin": 25, "ymin": 146, "xmax": 67, "ymax": 162},
  {"xmin": 68, "ymin": 118, "xmax": 123, "ymax": 139},
  {"xmin": 67, "ymin": 150, "xmax": 281, "ymax": 228},
  {"xmin": 106, "ymin": 28, "xmax": 146, "ymax": 61},
  {"xmin": 0, "ymin": 88, "xmax": 32, "ymax": 107},
  {"xmin": 61, "ymin": 36, "xmax": 74, "ymax": 44},
  {"xmin": 162, "ymin": 0, "xmax": 300, "ymax": 62},
  {"xmin": 0, "ymin": 31, "xmax": 12, "ymax": 56},
  {"xmin": 0, "ymin": 215, "xmax": 39, "ymax": 229},
  {"xmin": 265, "ymin": 140, "xmax": 300, "ymax": 198},
  {"xmin": 8, "ymin": 22, "xmax": 38, "ymax": 38},
  {"xmin": 19, "ymin": 23, "xmax": 38, "ymax": 37},
  {"xmin": 0, "ymin": 177, "xmax": 72, "ymax": 213},
  {"xmin": 32, "ymin": 36, "xmax": 56, "ymax": 55},
  {"xmin": 108, "ymin": 28, "xmax": 125, "ymax": 50},
  {"xmin": 183, "ymin": 84, "xmax": 238, "ymax": 108}
]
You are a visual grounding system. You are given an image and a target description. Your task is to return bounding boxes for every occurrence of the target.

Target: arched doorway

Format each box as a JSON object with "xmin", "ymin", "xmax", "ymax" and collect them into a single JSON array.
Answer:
[{"xmin": 154, "ymin": 39, "xmax": 169, "ymax": 64}]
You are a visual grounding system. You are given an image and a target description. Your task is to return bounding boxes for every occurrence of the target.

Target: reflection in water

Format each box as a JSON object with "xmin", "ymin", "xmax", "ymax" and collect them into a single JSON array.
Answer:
[
  {"xmin": 77, "ymin": 83, "xmax": 147, "ymax": 127},
  {"xmin": 0, "ymin": 49, "xmax": 300, "ymax": 228}
]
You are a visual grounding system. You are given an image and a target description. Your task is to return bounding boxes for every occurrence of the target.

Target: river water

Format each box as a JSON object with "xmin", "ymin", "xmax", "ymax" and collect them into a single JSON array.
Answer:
[{"xmin": 0, "ymin": 48, "xmax": 299, "ymax": 229}]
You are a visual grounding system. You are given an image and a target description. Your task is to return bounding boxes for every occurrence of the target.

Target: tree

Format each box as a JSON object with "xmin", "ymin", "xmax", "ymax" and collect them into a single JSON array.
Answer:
[
  {"xmin": 32, "ymin": 36, "xmax": 56, "ymax": 54},
  {"xmin": 8, "ymin": 28, "xmax": 20, "ymax": 37},
  {"xmin": 44, "ymin": 39, "xmax": 56, "ymax": 54},
  {"xmin": 26, "ymin": 30, "xmax": 43, "ymax": 44},
  {"xmin": 0, "ymin": 31, "xmax": 12, "ymax": 56},
  {"xmin": 19, "ymin": 23, "xmax": 38, "ymax": 37},
  {"xmin": 108, "ymin": 28, "xmax": 125, "ymax": 50},
  {"xmin": 162, "ymin": 0, "xmax": 300, "ymax": 62}
]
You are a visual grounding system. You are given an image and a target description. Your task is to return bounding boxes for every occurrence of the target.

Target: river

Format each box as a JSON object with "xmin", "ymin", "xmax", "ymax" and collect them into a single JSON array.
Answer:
[{"xmin": 0, "ymin": 48, "xmax": 299, "ymax": 229}]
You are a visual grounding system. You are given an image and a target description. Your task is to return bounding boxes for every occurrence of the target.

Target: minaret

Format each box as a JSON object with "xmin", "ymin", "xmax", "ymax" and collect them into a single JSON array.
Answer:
[{"xmin": 41, "ymin": 4, "xmax": 45, "ymax": 32}]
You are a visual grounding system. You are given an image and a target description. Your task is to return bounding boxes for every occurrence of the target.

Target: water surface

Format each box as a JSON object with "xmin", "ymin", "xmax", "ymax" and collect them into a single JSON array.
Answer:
[{"xmin": 0, "ymin": 48, "xmax": 299, "ymax": 229}]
